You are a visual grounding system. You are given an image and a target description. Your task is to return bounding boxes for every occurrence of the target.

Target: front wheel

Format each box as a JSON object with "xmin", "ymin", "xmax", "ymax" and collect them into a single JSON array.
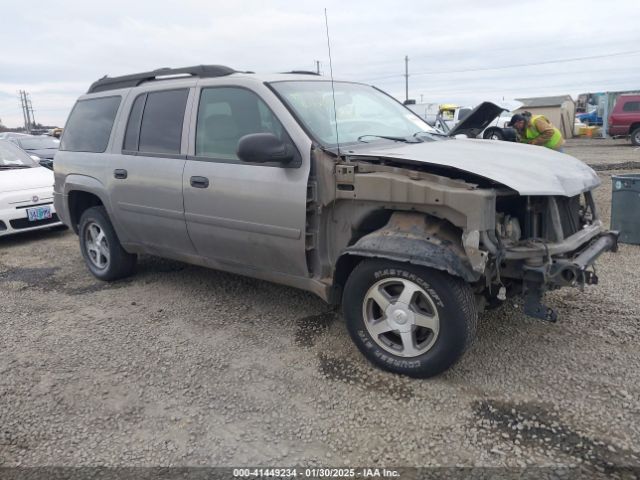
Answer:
[
  {"xmin": 79, "ymin": 206, "xmax": 136, "ymax": 281},
  {"xmin": 631, "ymin": 127, "xmax": 640, "ymax": 146},
  {"xmin": 342, "ymin": 260, "xmax": 477, "ymax": 378},
  {"xmin": 483, "ymin": 128, "xmax": 504, "ymax": 140}
]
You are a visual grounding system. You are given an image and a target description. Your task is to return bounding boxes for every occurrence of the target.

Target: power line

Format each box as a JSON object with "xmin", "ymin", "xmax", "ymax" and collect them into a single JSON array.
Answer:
[
  {"xmin": 404, "ymin": 78, "xmax": 640, "ymax": 98},
  {"xmin": 362, "ymin": 49, "xmax": 640, "ymax": 82},
  {"xmin": 341, "ymin": 36, "xmax": 640, "ymax": 71},
  {"xmin": 401, "ymin": 66, "xmax": 640, "ymax": 89}
]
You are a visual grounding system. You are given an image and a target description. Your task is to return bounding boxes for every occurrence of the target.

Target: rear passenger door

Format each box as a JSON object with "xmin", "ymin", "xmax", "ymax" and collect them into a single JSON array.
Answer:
[
  {"xmin": 182, "ymin": 86, "xmax": 309, "ymax": 276},
  {"xmin": 109, "ymin": 88, "xmax": 196, "ymax": 254}
]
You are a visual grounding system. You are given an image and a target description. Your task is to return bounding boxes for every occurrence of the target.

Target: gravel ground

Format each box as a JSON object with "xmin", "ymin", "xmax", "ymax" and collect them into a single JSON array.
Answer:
[
  {"xmin": 0, "ymin": 138, "xmax": 639, "ymax": 474},
  {"xmin": 563, "ymin": 137, "xmax": 640, "ymax": 170}
]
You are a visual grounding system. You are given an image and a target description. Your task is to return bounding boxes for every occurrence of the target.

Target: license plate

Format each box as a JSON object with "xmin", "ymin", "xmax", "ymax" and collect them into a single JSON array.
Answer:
[{"xmin": 26, "ymin": 206, "xmax": 52, "ymax": 222}]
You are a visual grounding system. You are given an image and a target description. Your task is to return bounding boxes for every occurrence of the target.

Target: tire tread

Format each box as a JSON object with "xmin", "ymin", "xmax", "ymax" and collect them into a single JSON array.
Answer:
[{"xmin": 343, "ymin": 259, "xmax": 478, "ymax": 378}]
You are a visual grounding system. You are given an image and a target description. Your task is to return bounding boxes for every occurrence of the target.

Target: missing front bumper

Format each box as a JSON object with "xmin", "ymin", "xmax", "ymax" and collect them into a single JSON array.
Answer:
[{"xmin": 520, "ymin": 231, "xmax": 619, "ymax": 321}]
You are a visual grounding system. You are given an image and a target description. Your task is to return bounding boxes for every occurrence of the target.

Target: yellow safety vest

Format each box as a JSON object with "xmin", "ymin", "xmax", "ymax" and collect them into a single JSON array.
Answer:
[{"xmin": 524, "ymin": 115, "xmax": 563, "ymax": 150}]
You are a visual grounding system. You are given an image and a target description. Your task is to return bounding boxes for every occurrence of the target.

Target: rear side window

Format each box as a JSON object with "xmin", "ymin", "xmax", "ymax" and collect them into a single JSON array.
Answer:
[
  {"xmin": 622, "ymin": 101, "xmax": 640, "ymax": 112},
  {"xmin": 60, "ymin": 96, "xmax": 121, "ymax": 152},
  {"xmin": 123, "ymin": 89, "xmax": 189, "ymax": 155}
]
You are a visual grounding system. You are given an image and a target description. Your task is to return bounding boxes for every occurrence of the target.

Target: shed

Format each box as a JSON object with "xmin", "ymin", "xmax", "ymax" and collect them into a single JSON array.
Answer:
[{"xmin": 514, "ymin": 95, "xmax": 576, "ymax": 138}]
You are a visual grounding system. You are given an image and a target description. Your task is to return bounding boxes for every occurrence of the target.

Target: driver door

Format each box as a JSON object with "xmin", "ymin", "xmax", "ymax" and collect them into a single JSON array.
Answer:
[{"xmin": 182, "ymin": 86, "xmax": 309, "ymax": 276}]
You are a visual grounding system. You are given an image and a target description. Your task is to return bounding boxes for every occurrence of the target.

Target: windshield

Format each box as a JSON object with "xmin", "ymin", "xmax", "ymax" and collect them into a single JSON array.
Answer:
[
  {"xmin": 0, "ymin": 140, "xmax": 38, "ymax": 168},
  {"xmin": 270, "ymin": 81, "xmax": 437, "ymax": 147},
  {"xmin": 17, "ymin": 136, "xmax": 60, "ymax": 150}
]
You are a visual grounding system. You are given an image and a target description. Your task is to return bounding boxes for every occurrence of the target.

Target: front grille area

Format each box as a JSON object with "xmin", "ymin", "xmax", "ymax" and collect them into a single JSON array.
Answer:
[
  {"xmin": 496, "ymin": 194, "xmax": 588, "ymax": 243},
  {"xmin": 555, "ymin": 195, "xmax": 581, "ymax": 238},
  {"xmin": 0, "ymin": 220, "xmax": 6, "ymax": 231},
  {"xmin": 10, "ymin": 214, "xmax": 59, "ymax": 230}
]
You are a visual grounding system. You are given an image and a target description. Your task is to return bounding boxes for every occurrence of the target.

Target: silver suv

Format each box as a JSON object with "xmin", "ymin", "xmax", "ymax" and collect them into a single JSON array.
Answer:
[{"xmin": 54, "ymin": 65, "xmax": 617, "ymax": 378}]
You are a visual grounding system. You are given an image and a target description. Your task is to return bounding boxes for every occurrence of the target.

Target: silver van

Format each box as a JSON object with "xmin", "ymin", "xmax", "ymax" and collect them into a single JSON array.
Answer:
[{"xmin": 54, "ymin": 65, "xmax": 617, "ymax": 377}]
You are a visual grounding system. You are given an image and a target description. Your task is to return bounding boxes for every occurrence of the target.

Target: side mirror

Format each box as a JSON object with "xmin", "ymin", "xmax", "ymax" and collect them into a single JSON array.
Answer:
[{"xmin": 236, "ymin": 133, "xmax": 293, "ymax": 164}]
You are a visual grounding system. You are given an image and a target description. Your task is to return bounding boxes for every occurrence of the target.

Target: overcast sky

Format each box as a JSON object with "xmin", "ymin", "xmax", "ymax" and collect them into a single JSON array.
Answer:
[{"xmin": 1, "ymin": 0, "xmax": 639, "ymax": 127}]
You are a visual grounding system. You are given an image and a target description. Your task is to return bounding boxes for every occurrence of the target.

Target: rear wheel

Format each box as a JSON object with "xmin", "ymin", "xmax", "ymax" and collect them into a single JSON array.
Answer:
[
  {"xmin": 79, "ymin": 206, "xmax": 136, "ymax": 281},
  {"xmin": 631, "ymin": 127, "xmax": 640, "ymax": 146},
  {"xmin": 342, "ymin": 260, "xmax": 477, "ymax": 378}
]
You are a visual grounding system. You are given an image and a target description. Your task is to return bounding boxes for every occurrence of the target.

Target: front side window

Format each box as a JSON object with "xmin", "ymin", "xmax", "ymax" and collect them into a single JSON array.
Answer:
[
  {"xmin": 123, "ymin": 89, "xmax": 189, "ymax": 155},
  {"xmin": 270, "ymin": 81, "xmax": 437, "ymax": 147},
  {"xmin": 195, "ymin": 87, "xmax": 288, "ymax": 161},
  {"xmin": 60, "ymin": 96, "xmax": 121, "ymax": 153}
]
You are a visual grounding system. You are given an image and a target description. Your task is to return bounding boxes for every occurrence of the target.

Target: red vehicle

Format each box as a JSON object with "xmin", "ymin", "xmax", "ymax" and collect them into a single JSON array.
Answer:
[{"xmin": 608, "ymin": 94, "xmax": 640, "ymax": 146}]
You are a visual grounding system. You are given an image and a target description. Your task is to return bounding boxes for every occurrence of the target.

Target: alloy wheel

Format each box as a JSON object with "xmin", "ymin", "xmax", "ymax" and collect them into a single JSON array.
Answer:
[
  {"xmin": 362, "ymin": 277, "xmax": 440, "ymax": 357},
  {"xmin": 84, "ymin": 222, "xmax": 110, "ymax": 270}
]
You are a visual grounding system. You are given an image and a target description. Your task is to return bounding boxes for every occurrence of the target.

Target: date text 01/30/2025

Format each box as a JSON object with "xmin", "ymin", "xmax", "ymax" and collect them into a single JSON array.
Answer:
[{"xmin": 232, "ymin": 468, "xmax": 401, "ymax": 478}]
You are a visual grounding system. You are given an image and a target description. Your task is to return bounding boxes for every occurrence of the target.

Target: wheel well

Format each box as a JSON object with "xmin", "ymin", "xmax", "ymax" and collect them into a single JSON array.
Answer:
[
  {"xmin": 630, "ymin": 122, "xmax": 640, "ymax": 133},
  {"xmin": 330, "ymin": 212, "xmax": 468, "ymax": 304},
  {"xmin": 348, "ymin": 209, "xmax": 394, "ymax": 246},
  {"xmin": 327, "ymin": 209, "xmax": 395, "ymax": 304},
  {"xmin": 68, "ymin": 191, "xmax": 103, "ymax": 233}
]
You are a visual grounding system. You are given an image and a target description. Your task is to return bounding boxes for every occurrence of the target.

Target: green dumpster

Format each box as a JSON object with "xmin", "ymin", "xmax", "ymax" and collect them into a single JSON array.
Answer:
[{"xmin": 611, "ymin": 174, "xmax": 640, "ymax": 245}]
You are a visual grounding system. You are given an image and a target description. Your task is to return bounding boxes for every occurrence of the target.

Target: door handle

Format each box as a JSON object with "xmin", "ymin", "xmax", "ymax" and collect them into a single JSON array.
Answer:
[
  {"xmin": 114, "ymin": 169, "xmax": 128, "ymax": 179},
  {"xmin": 190, "ymin": 176, "xmax": 209, "ymax": 188}
]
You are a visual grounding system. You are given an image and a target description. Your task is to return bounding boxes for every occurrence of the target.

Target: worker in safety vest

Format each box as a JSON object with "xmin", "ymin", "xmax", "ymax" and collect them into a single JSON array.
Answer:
[{"xmin": 510, "ymin": 113, "xmax": 565, "ymax": 151}]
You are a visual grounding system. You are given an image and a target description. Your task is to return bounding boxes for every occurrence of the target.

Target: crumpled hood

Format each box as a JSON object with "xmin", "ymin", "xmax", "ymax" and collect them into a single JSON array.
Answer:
[
  {"xmin": 0, "ymin": 167, "xmax": 54, "ymax": 193},
  {"xmin": 347, "ymin": 138, "xmax": 600, "ymax": 196}
]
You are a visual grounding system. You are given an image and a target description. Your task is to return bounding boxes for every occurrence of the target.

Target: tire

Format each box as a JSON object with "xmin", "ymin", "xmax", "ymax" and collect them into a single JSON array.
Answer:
[
  {"xmin": 78, "ymin": 206, "xmax": 136, "ymax": 281},
  {"xmin": 342, "ymin": 260, "xmax": 477, "ymax": 378},
  {"xmin": 483, "ymin": 128, "xmax": 504, "ymax": 141},
  {"xmin": 631, "ymin": 127, "xmax": 640, "ymax": 146}
]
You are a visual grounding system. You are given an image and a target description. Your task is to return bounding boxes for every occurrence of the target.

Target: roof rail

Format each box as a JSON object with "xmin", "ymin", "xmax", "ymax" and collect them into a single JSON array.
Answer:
[
  {"xmin": 281, "ymin": 70, "xmax": 321, "ymax": 76},
  {"xmin": 87, "ymin": 65, "xmax": 237, "ymax": 93}
]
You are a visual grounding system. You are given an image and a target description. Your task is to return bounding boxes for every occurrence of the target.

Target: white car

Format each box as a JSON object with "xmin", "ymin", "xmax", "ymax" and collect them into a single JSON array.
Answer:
[{"xmin": 0, "ymin": 139, "xmax": 63, "ymax": 236}]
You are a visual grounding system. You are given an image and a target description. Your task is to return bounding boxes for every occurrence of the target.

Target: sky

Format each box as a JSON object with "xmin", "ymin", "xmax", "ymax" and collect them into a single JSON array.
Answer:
[{"xmin": 1, "ymin": 0, "xmax": 639, "ymax": 128}]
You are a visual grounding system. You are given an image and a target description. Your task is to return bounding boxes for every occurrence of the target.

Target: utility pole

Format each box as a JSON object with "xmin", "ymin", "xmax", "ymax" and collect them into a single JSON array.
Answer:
[
  {"xmin": 28, "ymin": 94, "xmax": 36, "ymax": 128},
  {"xmin": 315, "ymin": 60, "xmax": 321, "ymax": 74},
  {"xmin": 19, "ymin": 90, "xmax": 36, "ymax": 132},
  {"xmin": 19, "ymin": 90, "xmax": 33, "ymax": 132},
  {"xmin": 19, "ymin": 91, "xmax": 28, "ymax": 132},
  {"xmin": 404, "ymin": 55, "xmax": 409, "ymax": 103}
]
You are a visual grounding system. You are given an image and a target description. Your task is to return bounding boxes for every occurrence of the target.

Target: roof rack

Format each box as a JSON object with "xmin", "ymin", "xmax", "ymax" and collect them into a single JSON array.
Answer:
[
  {"xmin": 87, "ymin": 65, "xmax": 237, "ymax": 93},
  {"xmin": 281, "ymin": 70, "xmax": 321, "ymax": 76}
]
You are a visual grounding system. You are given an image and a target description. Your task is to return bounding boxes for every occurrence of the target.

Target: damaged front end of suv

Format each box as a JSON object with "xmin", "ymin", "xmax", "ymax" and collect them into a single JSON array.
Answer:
[
  {"xmin": 271, "ymin": 79, "xmax": 617, "ymax": 377},
  {"xmin": 483, "ymin": 189, "xmax": 617, "ymax": 320},
  {"xmin": 331, "ymin": 140, "xmax": 618, "ymax": 323}
]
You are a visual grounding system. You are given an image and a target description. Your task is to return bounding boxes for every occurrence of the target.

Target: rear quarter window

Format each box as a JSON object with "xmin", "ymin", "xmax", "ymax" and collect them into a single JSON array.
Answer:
[
  {"xmin": 60, "ymin": 96, "xmax": 121, "ymax": 153},
  {"xmin": 622, "ymin": 101, "xmax": 640, "ymax": 112}
]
